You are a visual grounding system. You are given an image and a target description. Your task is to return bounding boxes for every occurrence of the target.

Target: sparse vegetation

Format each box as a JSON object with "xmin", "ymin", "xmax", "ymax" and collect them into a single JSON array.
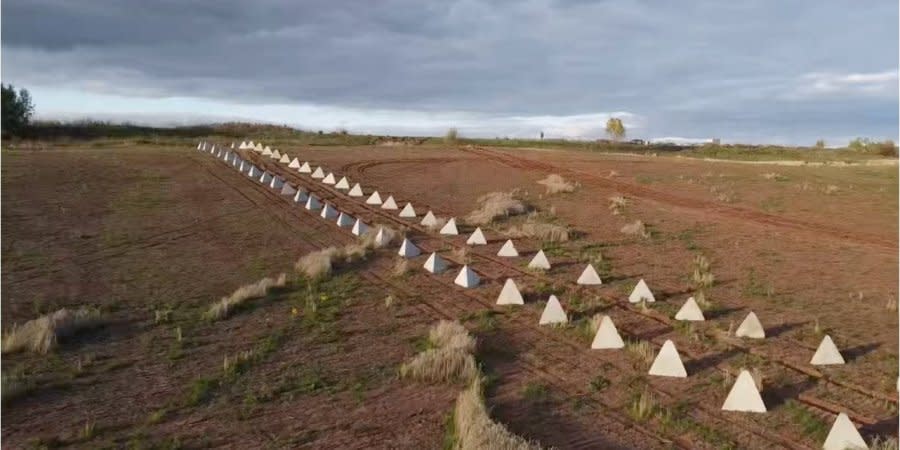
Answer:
[
  {"xmin": 454, "ymin": 375, "xmax": 542, "ymax": 449},
  {"xmin": 400, "ymin": 321, "xmax": 478, "ymax": 384},
  {"xmin": 620, "ymin": 220, "xmax": 649, "ymax": 238},
  {"xmin": 295, "ymin": 226, "xmax": 397, "ymax": 279},
  {"xmin": 204, "ymin": 273, "xmax": 287, "ymax": 321},
  {"xmin": 690, "ymin": 254, "xmax": 715, "ymax": 307},
  {"xmin": 605, "ymin": 117, "xmax": 626, "ymax": 141},
  {"xmin": 628, "ymin": 390, "xmax": 656, "ymax": 422},
  {"xmin": 2, "ymin": 307, "xmax": 103, "ymax": 354},
  {"xmin": 536, "ymin": 174, "xmax": 577, "ymax": 194},
  {"xmin": 608, "ymin": 195, "xmax": 627, "ymax": 215},
  {"xmin": 391, "ymin": 258, "xmax": 410, "ymax": 277},
  {"xmin": 445, "ymin": 128, "xmax": 459, "ymax": 145},
  {"xmin": 505, "ymin": 220, "xmax": 570, "ymax": 243},
  {"xmin": 625, "ymin": 340, "xmax": 655, "ymax": 369},
  {"xmin": 465, "ymin": 191, "xmax": 528, "ymax": 225}
]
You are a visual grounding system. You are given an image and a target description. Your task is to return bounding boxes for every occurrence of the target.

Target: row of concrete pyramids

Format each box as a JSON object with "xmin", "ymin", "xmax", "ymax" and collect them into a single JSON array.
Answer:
[{"xmin": 197, "ymin": 141, "xmax": 871, "ymax": 447}]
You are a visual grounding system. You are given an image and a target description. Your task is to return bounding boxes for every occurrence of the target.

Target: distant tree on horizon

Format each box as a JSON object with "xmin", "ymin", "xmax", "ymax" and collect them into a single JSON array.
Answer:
[
  {"xmin": 605, "ymin": 117, "xmax": 625, "ymax": 141},
  {"xmin": 2, "ymin": 84, "xmax": 34, "ymax": 137}
]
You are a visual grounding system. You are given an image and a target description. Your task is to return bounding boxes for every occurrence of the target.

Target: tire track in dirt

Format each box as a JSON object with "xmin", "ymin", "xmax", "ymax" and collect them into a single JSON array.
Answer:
[{"xmin": 458, "ymin": 146, "xmax": 896, "ymax": 252}]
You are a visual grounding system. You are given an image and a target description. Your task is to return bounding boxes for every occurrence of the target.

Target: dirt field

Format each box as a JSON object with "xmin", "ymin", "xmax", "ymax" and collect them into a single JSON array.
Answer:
[{"xmin": 2, "ymin": 141, "xmax": 897, "ymax": 449}]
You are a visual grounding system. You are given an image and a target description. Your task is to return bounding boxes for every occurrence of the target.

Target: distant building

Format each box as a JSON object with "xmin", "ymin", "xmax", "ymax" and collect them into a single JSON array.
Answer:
[{"xmin": 629, "ymin": 139, "xmax": 646, "ymax": 145}]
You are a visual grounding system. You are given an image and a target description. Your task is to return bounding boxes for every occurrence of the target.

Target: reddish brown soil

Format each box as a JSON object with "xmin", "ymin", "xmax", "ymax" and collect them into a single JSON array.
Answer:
[{"xmin": 3, "ymin": 142, "xmax": 897, "ymax": 449}]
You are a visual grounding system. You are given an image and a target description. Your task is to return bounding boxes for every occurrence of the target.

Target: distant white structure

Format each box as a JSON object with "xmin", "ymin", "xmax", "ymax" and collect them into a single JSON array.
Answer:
[
  {"xmin": 381, "ymin": 196, "xmax": 399, "ymax": 210},
  {"xmin": 374, "ymin": 227, "xmax": 390, "ymax": 247},
  {"xmin": 293, "ymin": 189, "xmax": 308, "ymax": 204},
  {"xmin": 279, "ymin": 153, "xmax": 291, "ymax": 164},
  {"xmin": 591, "ymin": 316, "xmax": 624, "ymax": 349},
  {"xmin": 497, "ymin": 240, "xmax": 519, "ymax": 257},
  {"xmin": 674, "ymin": 297, "xmax": 705, "ymax": 321},
  {"xmin": 280, "ymin": 183, "xmax": 297, "ymax": 196},
  {"xmin": 399, "ymin": 203, "xmax": 416, "ymax": 218},
  {"xmin": 628, "ymin": 279, "xmax": 655, "ymax": 303},
  {"xmin": 577, "ymin": 264, "xmax": 603, "ymax": 285},
  {"xmin": 288, "ymin": 158, "xmax": 301, "ymax": 169},
  {"xmin": 348, "ymin": 183, "xmax": 364, "ymax": 197},
  {"xmin": 259, "ymin": 172, "xmax": 273, "ymax": 185},
  {"xmin": 322, "ymin": 173, "xmax": 337, "ymax": 185},
  {"xmin": 299, "ymin": 162, "xmax": 312, "ymax": 173},
  {"xmin": 269, "ymin": 175, "xmax": 284, "ymax": 190},
  {"xmin": 527, "ymin": 250, "xmax": 551, "ymax": 270},
  {"xmin": 721, "ymin": 370, "xmax": 766, "ymax": 413},
  {"xmin": 311, "ymin": 167, "xmax": 326, "ymax": 179},
  {"xmin": 397, "ymin": 238, "xmax": 421, "ymax": 258},
  {"xmin": 247, "ymin": 166, "xmax": 260, "ymax": 178},
  {"xmin": 254, "ymin": 143, "xmax": 263, "ymax": 152},
  {"xmin": 811, "ymin": 335, "xmax": 845, "ymax": 365},
  {"xmin": 823, "ymin": 413, "xmax": 868, "ymax": 450},
  {"xmin": 421, "ymin": 211, "xmax": 438, "ymax": 227},
  {"xmin": 238, "ymin": 141, "xmax": 248, "ymax": 149},
  {"xmin": 466, "ymin": 228, "xmax": 487, "ymax": 246},
  {"xmin": 335, "ymin": 177, "xmax": 350, "ymax": 190},
  {"xmin": 262, "ymin": 147, "xmax": 273, "ymax": 157},
  {"xmin": 270, "ymin": 149, "xmax": 281, "ymax": 160},
  {"xmin": 366, "ymin": 191, "xmax": 383, "ymax": 205},
  {"xmin": 305, "ymin": 194, "xmax": 322, "ymax": 211},
  {"xmin": 423, "ymin": 252, "xmax": 448, "ymax": 274},
  {"xmin": 539, "ymin": 295, "xmax": 568, "ymax": 325},
  {"xmin": 735, "ymin": 312, "xmax": 765, "ymax": 339},
  {"xmin": 351, "ymin": 219, "xmax": 368, "ymax": 236},
  {"xmin": 454, "ymin": 265, "xmax": 480, "ymax": 288},
  {"xmin": 496, "ymin": 278, "xmax": 524, "ymax": 305},
  {"xmin": 648, "ymin": 340, "xmax": 687, "ymax": 378},
  {"xmin": 336, "ymin": 212, "xmax": 354, "ymax": 227},
  {"xmin": 439, "ymin": 218, "xmax": 459, "ymax": 235},
  {"xmin": 320, "ymin": 203, "xmax": 339, "ymax": 220}
]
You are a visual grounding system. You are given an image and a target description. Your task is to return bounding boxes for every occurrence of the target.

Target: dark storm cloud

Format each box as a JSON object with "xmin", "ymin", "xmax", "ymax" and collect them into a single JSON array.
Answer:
[{"xmin": 2, "ymin": 0, "xmax": 897, "ymax": 142}]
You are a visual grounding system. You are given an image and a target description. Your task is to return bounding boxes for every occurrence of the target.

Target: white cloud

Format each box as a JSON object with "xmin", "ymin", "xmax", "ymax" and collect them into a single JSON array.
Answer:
[{"xmin": 794, "ymin": 70, "xmax": 898, "ymax": 97}]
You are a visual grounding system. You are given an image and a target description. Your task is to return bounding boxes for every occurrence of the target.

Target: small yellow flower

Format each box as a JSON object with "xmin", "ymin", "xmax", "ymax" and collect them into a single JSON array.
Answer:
[{"xmin": 291, "ymin": 307, "xmax": 299, "ymax": 316}]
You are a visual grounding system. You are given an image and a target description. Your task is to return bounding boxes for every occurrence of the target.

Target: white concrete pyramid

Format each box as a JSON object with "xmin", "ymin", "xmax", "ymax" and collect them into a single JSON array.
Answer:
[
  {"xmin": 209, "ymin": 145, "xmax": 216, "ymax": 154},
  {"xmin": 293, "ymin": 189, "xmax": 308, "ymax": 204},
  {"xmin": 311, "ymin": 167, "xmax": 325, "ymax": 179},
  {"xmin": 823, "ymin": 413, "xmax": 868, "ymax": 450},
  {"xmin": 197, "ymin": 142, "xmax": 203, "ymax": 150},
  {"xmin": 382, "ymin": 196, "xmax": 398, "ymax": 210},
  {"xmin": 259, "ymin": 172, "xmax": 273, "ymax": 185},
  {"xmin": 238, "ymin": 160, "xmax": 250, "ymax": 173},
  {"xmin": 399, "ymin": 203, "xmax": 416, "ymax": 218},
  {"xmin": 348, "ymin": 183, "xmax": 364, "ymax": 197},
  {"xmin": 366, "ymin": 191, "xmax": 383, "ymax": 205},
  {"xmin": 591, "ymin": 315, "xmax": 625, "ymax": 349},
  {"xmin": 539, "ymin": 295, "xmax": 568, "ymax": 325},
  {"xmin": 675, "ymin": 297, "xmax": 705, "ymax": 321},
  {"xmin": 320, "ymin": 203, "xmax": 338, "ymax": 220},
  {"xmin": 421, "ymin": 211, "xmax": 438, "ymax": 227},
  {"xmin": 648, "ymin": 340, "xmax": 687, "ymax": 378},
  {"xmin": 230, "ymin": 142, "xmax": 235, "ymax": 149},
  {"xmin": 269, "ymin": 176, "xmax": 284, "ymax": 190},
  {"xmin": 322, "ymin": 173, "xmax": 336, "ymax": 185},
  {"xmin": 305, "ymin": 195, "xmax": 321, "ymax": 211},
  {"xmin": 735, "ymin": 312, "xmax": 765, "ymax": 339},
  {"xmin": 423, "ymin": 252, "xmax": 448, "ymax": 274},
  {"xmin": 628, "ymin": 279, "xmax": 655, "ymax": 303},
  {"xmin": 280, "ymin": 183, "xmax": 297, "ymax": 196},
  {"xmin": 454, "ymin": 265, "xmax": 480, "ymax": 288},
  {"xmin": 299, "ymin": 162, "xmax": 312, "ymax": 173},
  {"xmin": 497, "ymin": 239, "xmax": 519, "ymax": 257},
  {"xmin": 721, "ymin": 370, "xmax": 767, "ymax": 413},
  {"xmin": 238, "ymin": 141, "xmax": 247, "ymax": 149},
  {"xmin": 496, "ymin": 278, "xmax": 524, "ymax": 305},
  {"xmin": 528, "ymin": 250, "xmax": 551, "ymax": 270},
  {"xmin": 262, "ymin": 147, "xmax": 273, "ymax": 156},
  {"xmin": 351, "ymin": 219, "xmax": 368, "ymax": 236},
  {"xmin": 247, "ymin": 140, "xmax": 255, "ymax": 148},
  {"xmin": 247, "ymin": 166, "xmax": 260, "ymax": 178},
  {"xmin": 279, "ymin": 153, "xmax": 290, "ymax": 164},
  {"xmin": 336, "ymin": 212, "xmax": 354, "ymax": 227},
  {"xmin": 288, "ymin": 157, "xmax": 301, "ymax": 168},
  {"xmin": 374, "ymin": 227, "xmax": 390, "ymax": 247},
  {"xmin": 467, "ymin": 227, "xmax": 487, "ymax": 245},
  {"xmin": 397, "ymin": 238, "xmax": 421, "ymax": 258},
  {"xmin": 810, "ymin": 335, "xmax": 845, "ymax": 366},
  {"xmin": 232, "ymin": 156, "xmax": 242, "ymax": 167},
  {"xmin": 254, "ymin": 143, "xmax": 263, "ymax": 152},
  {"xmin": 439, "ymin": 218, "xmax": 459, "ymax": 235},
  {"xmin": 577, "ymin": 264, "xmax": 603, "ymax": 285},
  {"xmin": 271, "ymin": 149, "xmax": 280, "ymax": 160},
  {"xmin": 335, "ymin": 176, "xmax": 350, "ymax": 190}
]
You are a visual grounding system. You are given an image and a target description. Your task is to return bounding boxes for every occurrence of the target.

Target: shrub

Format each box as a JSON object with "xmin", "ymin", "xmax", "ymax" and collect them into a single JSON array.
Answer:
[
  {"xmin": 204, "ymin": 274, "xmax": 287, "ymax": 321},
  {"xmin": 445, "ymin": 128, "xmax": 459, "ymax": 144},
  {"xmin": 620, "ymin": 220, "xmax": 649, "ymax": 238},
  {"xmin": 465, "ymin": 192, "xmax": 528, "ymax": 225},
  {"xmin": 536, "ymin": 174, "xmax": 576, "ymax": 194},
  {"xmin": 400, "ymin": 321, "xmax": 478, "ymax": 384},
  {"xmin": 454, "ymin": 375, "xmax": 542, "ymax": 449},
  {"xmin": 505, "ymin": 220, "xmax": 570, "ymax": 243},
  {"xmin": 2, "ymin": 307, "xmax": 103, "ymax": 354}
]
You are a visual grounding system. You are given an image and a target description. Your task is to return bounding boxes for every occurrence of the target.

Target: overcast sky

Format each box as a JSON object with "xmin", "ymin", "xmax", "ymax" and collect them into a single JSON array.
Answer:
[{"xmin": 2, "ymin": 0, "xmax": 898, "ymax": 145}]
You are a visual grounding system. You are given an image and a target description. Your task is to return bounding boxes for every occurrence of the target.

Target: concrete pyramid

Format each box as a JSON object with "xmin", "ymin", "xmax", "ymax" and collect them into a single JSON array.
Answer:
[
  {"xmin": 271, "ymin": 149, "xmax": 281, "ymax": 160},
  {"xmin": 311, "ymin": 167, "xmax": 325, "ymax": 179},
  {"xmin": 237, "ymin": 141, "xmax": 245, "ymax": 149},
  {"xmin": 299, "ymin": 162, "xmax": 312, "ymax": 173},
  {"xmin": 247, "ymin": 166, "xmax": 260, "ymax": 178},
  {"xmin": 348, "ymin": 183, "xmax": 364, "ymax": 197},
  {"xmin": 823, "ymin": 413, "xmax": 868, "ymax": 450},
  {"xmin": 382, "ymin": 196, "xmax": 399, "ymax": 210},
  {"xmin": 721, "ymin": 370, "xmax": 767, "ymax": 413},
  {"xmin": 335, "ymin": 177, "xmax": 350, "ymax": 190},
  {"xmin": 420, "ymin": 211, "xmax": 438, "ymax": 227},
  {"xmin": 262, "ymin": 147, "xmax": 273, "ymax": 156},
  {"xmin": 215, "ymin": 148, "xmax": 222, "ymax": 157},
  {"xmin": 246, "ymin": 140, "xmax": 254, "ymax": 149},
  {"xmin": 259, "ymin": 172, "xmax": 273, "ymax": 185},
  {"xmin": 322, "ymin": 173, "xmax": 337, "ymax": 184},
  {"xmin": 320, "ymin": 203, "xmax": 339, "ymax": 220},
  {"xmin": 810, "ymin": 335, "xmax": 845, "ymax": 366},
  {"xmin": 467, "ymin": 227, "xmax": 487, "ymax": 245},
  {"xmin": 351, "ymin": 219, "xmax": 368, "ymax": 236},
  {"xmin": 628, "ymin": 279, "xmax": 655, "ymax": 304},
  {"xmin": 336, "ymin": 212, "xmax": 354, "ymax": 227},
  {"xmin": 591, "ymin": 315, "xmax": 625, "ymax": 349},
  {"xmin": 423, "ymin": 252, "xmax": 448, "ymax": 274},
  {"xmin": 280, "ymin": 183, "xmax": 297, "ymax": 196},
  {"xmin": 238, "ymin": 160, "xmax": 250, "ymax": 173},
  {"xmin": 454, "ymin": 265, "xmax": 480, "ymax": 288},
  {"xmin": 675, "ymin": 297, "xmax": 705, "ymax": 321},
  {"xmin": 254, "ymin": 143, "xmax": 263, "ymax": 152},
  {"xmin": 496, "ymin": 278, "xmax": 524, "ymax": 305},
  {"xmin": 648, "ymin": 340, "xmax": 688, "ymax": 378},
  {"xmin": 197, "ymin": 142, "xmax": 203, "ymax": 150},
  {"xmin": 232, "ymin": 156, "xmax": 242, "ymax": 167},
  {"xmin": 397, "ymin": 238, "xmax": 421, "ymax": 258},
  {"xmin": 528, "ymin": 250, "xmax": 551, "ymax": 270},
  {"xmin": 735, "ymin": 312, "xmax": 765, "ymax": 339},
  {"xmin": 279, "ymin": 153, "xmax": 291, "ymax": 164},
  {"xmin": 269, "ymin": 176, "xmax": 284, "ymax": 190},
  {"xmin": 305, "ymin": 194, "xmax": 322, "ymax": 211},
  {"xmin": 577, "ymin": 264, "xmax": 603, "ymax": 285},
  {"xmin": 374, "ymin": 227, "xmax": 390, "ymax": 247},
  {"xmin": 439, "ymin": 218, "xmax": 459, "ymax": 235},
  {"xmin": 399, "ymin": 203, "xmax": 416, "ymax": 218},
  {"xmin": 539, "ymin": 295, "xmax": 568, "ymax": 325},
  {"xmin": 497, "ymin": 239, "xmax": 519, "ymax": 257},
  {"xmin": 209, "ymin": 145, "xmax": 216, "ymax": 154},
  {"xmin": 288, "ymin": 157, "xmax": 301, "ymax": 169},
  {"xmin": 231, "ymin": 142, "xmax": 235, "ymax": 149},
  {"xmin": 293, "ymin": 189, "xmax": 308, "ymax": 204},
  {"xmin": 366, "ymin": 191, "xmax": 383, "ymax": 205}
]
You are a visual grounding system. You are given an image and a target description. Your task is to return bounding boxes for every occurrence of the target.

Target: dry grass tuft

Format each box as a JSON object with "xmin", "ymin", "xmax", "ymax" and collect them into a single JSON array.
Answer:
[
  {"xmin": 505, "ymin": 221, "xmax": 570, "ymax": 243},
  {"xmin": 628, "ymin": 390, "xmax": 656, "ymax": 422},
  {"xmin": 451, "ymin": 246, "xmax": 471, "ymax": 264},
  {"xmin": 620, "ymin": 220, "xmax": 649, "ymax": 238},
  {"xmin": 429, "ymin": 320, "xmax": 477, "ymax": 353},
  {"xmin": 205, "ymin": 274, "xmax": 288, "ymax": 321},
  {"xmin": 824, "ymin": 184, "xmax": 840, "ymax": 195},
  {"xmin": 454, "ymin": 375, "xmax": 542, "ymax": 450},
  {"xmin": 425, "ymin": 217, "xmax": 448, "ymax": 231},
  {"xmin": 391, "ymin": 258, "xmax": 410, "ymax": 277},
  {"xmin": 295, "ymin": 247, "xmax": 343, "ymax": 279},
  {"xmin": 625, "ymin": 340, "xmax": 655, "ymax": 368},
  {"xmin": 294, "ymin": 225, "xmax": 398, "ymax": 279},
  {"xmin": 536, "ymin": 174, "xmax": 577, "ymax": 194},
  {"xmin": 608, "ymin": 195, "xmax": 627, "ymax": 215},
  {"xmin": 886, "ymin": 297, "xmax": 898, "ymax": 312},
  {"xmin": 761, "ymin": 172, "xmax": 787, "ymax": 181},
  {"xmin": 465, "ymin": 192, "xmax": 528, "ymax": 225},
  {"xmin": 2, "ymin": 307, "xmax": 103, "ymax": 354},
  {"xmin": 870, "ymin": 435, "xmax": 899, "ymax": 450},
  {"xmin": 400, "ymin": 320, "xmax": 478, "ymax": 384}
]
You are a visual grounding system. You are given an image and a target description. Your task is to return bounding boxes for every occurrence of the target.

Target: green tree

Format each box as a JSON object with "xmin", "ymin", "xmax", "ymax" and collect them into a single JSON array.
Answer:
[
  {"xmin": 815, "ymin": 139, "xmax": 825, "ymax": 149},
  {"xmin": 2, "ymin": 84, "xmax": 34, "ymax": 136},
  {"xmin": 605, "ymin": 117, "xmax": 625, "ymax": 141}
]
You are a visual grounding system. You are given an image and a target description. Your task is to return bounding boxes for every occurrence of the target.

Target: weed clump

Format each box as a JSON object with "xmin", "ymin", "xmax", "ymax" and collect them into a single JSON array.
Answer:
[
  {"xmin": 454, "ymin": 375, "xmax": 542, "ymax": 450},
  {"xmin": 536, "ymin": 174, "xmax": 577, "ymax": 194},
  {"xmin": 620, "ymin": 220, "xmax": 649, "ymax": 238},
  {"xmin": 505, "ymin": 219, "xmax": 570, "ymax": 243},
  {"xmin": 608, "ymin": 195, "xmax": 627, "ymax": 215},
  {"xmin": 204, "ymin": 274, "xmax": 287, "ymax": 321},
  {"xmin": 400, "ymin": 320, "xmax": 477, "ymax": 384},
  {"xmin": 465, "ymin": 192, "xmax": 528, "ymax": 225},
  {"xmin": 294, "ymin": 226, "xmax": 397, "ymax": 279},
  {"xmin": 2, "ymin": 307, "xmax": 103, "ymax": 354}
]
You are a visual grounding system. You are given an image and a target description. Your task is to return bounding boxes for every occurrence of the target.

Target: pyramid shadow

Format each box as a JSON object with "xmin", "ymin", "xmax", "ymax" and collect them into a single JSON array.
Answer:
[
  {"xmin": 762, "ymin": 378, "xmax": 817, "ymax": 409},
  {"xmin": 601, "ymin": 274, "xmax": 630, "ymax": 283},
  {"xmin": 655, "ymin": 287, "xmax": 694, "ymax": 302},
  {"xmin": 705, "ymin": 305, "xmax": 744, "ymax": 320},
  {"xmin": 685, "ymin": 348, "xmax": 742, "ymax": 374},
  {"xmin": 636, "ymin": 325, "xmax": 671, "ymax": 341},
  {"xmin": 860, "ymin": 416, "xmax": 900, "ymax": 437},
  {"xmin": 569, "ymin": 304, "xmax": 614, "ymax": 321},
  {"xmin": 766, "ymin": 321, "xmax": 808, "ymax": 338},
  {"xmin": 551, "ymin": 260, "xmax": 580, "ymax": 269},
  {"xmin": 843, "ymin": 342, "xmax": 880, "ymax": 362}
]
